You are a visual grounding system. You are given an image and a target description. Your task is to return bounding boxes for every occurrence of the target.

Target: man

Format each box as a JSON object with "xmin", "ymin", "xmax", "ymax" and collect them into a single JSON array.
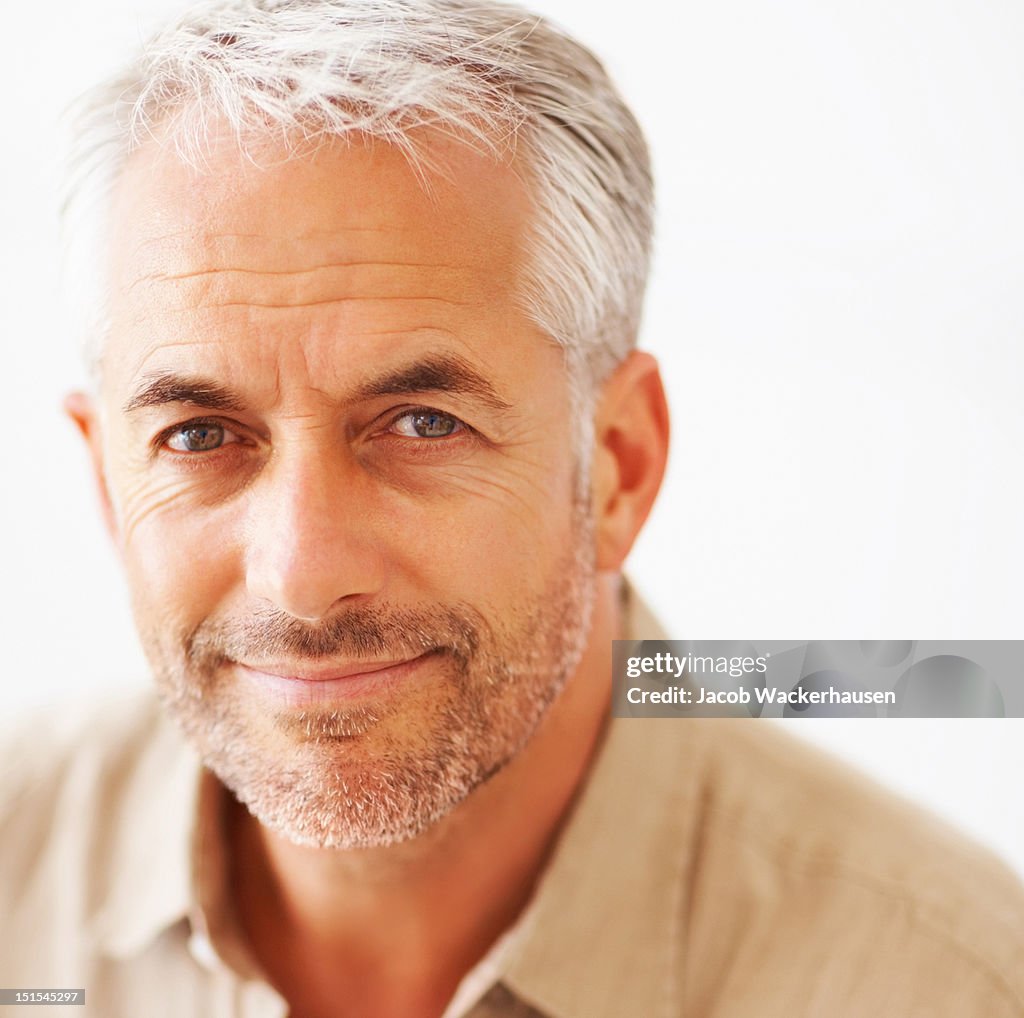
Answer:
[{"xmin": 2, "ymin": 0, "xmax": 1022, "ymax": 1015}]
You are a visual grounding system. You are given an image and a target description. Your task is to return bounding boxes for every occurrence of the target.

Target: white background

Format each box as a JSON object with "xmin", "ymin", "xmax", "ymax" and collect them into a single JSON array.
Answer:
[{"xmin": 1, "ymin": 1, "xmax": 1022, "ymax": 876}]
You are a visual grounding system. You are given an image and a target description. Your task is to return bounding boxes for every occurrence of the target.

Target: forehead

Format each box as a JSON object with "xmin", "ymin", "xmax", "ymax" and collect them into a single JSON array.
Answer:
[{"xmin": 101, "ymin": 129, "xmax": 544, "ymax": 394}]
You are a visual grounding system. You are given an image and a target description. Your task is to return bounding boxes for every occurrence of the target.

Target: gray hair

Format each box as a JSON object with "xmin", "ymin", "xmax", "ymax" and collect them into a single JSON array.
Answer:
[{"xmin": 65, "ymin": 0, "xmax": 654, "ymax": 405}]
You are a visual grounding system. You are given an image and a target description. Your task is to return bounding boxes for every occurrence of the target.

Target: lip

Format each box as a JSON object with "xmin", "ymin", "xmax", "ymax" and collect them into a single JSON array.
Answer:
[{"xmin": 233, "ymin": 652, "xmax": 433, "ymax": 707}]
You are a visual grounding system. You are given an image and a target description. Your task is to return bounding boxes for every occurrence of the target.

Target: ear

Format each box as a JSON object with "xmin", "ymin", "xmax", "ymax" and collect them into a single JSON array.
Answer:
[
  {"xmin": 64, "ymin": 391, "xmax": 121, "ymax": 550},
  {"xmin": 591, "ymin": 351, "xmax": 670, "ymax": 571}
]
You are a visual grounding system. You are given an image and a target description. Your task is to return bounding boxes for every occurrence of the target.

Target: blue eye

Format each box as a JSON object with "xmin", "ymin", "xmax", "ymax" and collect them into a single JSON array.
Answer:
[
  {"xmin": 391, "ymin": 410, "xmax": 462, "ymax": 438},
  {"xmin": 165, "ymin": 422, "xmax": 238, "ymax": 452}
]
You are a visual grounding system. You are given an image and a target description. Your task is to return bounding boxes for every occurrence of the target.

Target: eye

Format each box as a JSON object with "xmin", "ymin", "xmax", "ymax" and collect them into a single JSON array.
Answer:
[
  {"xmin": 164, "ymin": 420, "xmax": 241, "ymax": 453},
  {"xmin": 389, "ymin": 409, "xmax": 464, "ymax": 439}
]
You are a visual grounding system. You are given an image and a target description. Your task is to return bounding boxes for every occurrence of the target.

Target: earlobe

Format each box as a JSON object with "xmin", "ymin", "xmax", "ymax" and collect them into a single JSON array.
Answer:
[
  {"xmin": 591, "ymin": 352, "xmax": 670, "ymax": 571},
  {"xmin": 64, "ymin": 392, "xmax": 121, "ymax": 549}
]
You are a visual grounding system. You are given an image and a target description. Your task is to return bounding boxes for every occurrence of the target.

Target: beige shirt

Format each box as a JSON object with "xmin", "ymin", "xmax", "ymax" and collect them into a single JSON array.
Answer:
[{"xmin": 3, "ymin": 593, "xmax": 1024, "ymax": 1017}]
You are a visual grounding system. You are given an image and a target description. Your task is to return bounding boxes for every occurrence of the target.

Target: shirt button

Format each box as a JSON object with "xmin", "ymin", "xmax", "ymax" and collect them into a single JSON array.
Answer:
[{"xmin": 188, "ymin": 930, "xmax": 219, "ymax": 969}]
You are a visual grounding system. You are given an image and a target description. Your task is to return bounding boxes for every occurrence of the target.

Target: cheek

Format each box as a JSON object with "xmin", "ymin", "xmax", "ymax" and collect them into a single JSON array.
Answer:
[
  {"xmin": 119, "ymin": 488, "xmax": 245, "ymax": 639},
  {"xmin": 379, "ymin": 455, "xmax": 582, "ymax": 608}
]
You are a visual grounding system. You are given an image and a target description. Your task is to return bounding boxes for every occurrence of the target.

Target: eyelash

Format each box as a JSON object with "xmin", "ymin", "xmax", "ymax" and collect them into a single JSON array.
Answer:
[{"xmin": 154, "ymin": 407, "xmax": 473, "ymax": 461}]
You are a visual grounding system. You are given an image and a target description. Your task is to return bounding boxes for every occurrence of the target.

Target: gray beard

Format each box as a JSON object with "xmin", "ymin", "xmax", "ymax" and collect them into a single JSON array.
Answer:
[{"xmin": 147, "ymin": 513, "xmax": 596, "ymax": 849}]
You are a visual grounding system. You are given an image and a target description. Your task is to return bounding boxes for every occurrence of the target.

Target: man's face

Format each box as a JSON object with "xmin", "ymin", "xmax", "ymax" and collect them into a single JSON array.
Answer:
[{"xmin": 92, "ymin": 131, "xmax": 596, "ymax": 848}]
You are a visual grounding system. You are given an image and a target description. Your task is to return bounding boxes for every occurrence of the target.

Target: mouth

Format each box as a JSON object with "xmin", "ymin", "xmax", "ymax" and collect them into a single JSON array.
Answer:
[{"xmin": 232, "ymin": 651, "xmax": 436, "ymax": 708}]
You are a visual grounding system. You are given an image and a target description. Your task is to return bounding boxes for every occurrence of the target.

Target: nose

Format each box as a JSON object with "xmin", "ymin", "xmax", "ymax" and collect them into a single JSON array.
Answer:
[{"xmin": 244, "ymin": 442, "xmax": 385, "ymax": 621}]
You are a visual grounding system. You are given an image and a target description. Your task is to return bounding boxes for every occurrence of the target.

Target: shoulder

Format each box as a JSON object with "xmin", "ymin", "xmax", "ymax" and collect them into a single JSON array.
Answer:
[
  {"xmin": 0, "ymin": 687, "xmax": 158, "ymax": 806},
  {"xmin": 0, "ymin": 689, "xmax": 171, "ymax": 836},
  {"xmin": 0, "ymin": 691, "xmax": 195, "ymax": 977},
  {"xmin": 667, "ymin": 720, "xmax": 1024, "ymax": 1014}
]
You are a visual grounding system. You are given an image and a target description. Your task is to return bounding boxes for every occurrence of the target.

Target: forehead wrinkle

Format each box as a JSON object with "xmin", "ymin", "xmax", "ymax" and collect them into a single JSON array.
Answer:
[
  {"xmin": 210, "ymin": 295, "xmax": 478, "ymax": 310},
  {"xmin": 138, "ymin": 260, "xmax": 472, "ymax": 284},
  {"xmin": 119, "ymin": 258, "xmax": 487, "ymax": 313},
  {"xmin": 121, "ymin": 228, "xmax": 474, "ymax": 278},
  {"xmin": 124, "ymin": 260, "xmax": 474, "ymax": 297}
]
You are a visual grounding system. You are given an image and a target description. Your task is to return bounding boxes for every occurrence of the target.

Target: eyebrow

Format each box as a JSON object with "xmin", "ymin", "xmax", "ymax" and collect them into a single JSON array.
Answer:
[
  {"xmin": 123, "ymin": 373, "xmax": 246, "ymax": 414},
  {"xmin": 353, "ymin": 354, "xmax": 512, "ymax": 413},
  {"xmin": 122, "ymin": 354, "xmax": 511, "ymax": 415}
]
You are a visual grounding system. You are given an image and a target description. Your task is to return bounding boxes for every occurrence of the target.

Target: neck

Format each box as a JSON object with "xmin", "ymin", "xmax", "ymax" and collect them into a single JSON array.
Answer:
[{"xmin": 228, "ymin": 573, "xmax": 623, "ymax": 1018}]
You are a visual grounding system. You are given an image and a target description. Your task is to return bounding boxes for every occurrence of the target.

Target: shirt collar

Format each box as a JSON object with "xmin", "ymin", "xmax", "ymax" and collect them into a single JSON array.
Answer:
[
  {"xmin": 91, "ymin": 707, "xmax": 263, "ymax": 980},
  {"xmin": 90, "ymin": 700, "xmax": 204, "ymax": 957},
  {"xmin": 497, "ymin": 713, "xmax": 693, "ymax": 1018},
  {"xmin": 453, "ymin": 581, "xmax": 685, "ymax": 1018}
]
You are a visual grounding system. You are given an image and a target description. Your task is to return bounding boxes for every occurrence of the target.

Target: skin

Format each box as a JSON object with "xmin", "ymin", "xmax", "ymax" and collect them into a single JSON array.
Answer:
[{"xmin": 67, "ymin": 127, "xmax": 669, "ymax": 1018}]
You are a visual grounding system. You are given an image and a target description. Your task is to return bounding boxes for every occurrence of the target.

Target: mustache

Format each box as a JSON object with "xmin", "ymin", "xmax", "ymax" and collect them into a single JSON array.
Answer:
[{"xmin": 184, "ymin": 601, "xmax": 483, "ymax": 670}]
